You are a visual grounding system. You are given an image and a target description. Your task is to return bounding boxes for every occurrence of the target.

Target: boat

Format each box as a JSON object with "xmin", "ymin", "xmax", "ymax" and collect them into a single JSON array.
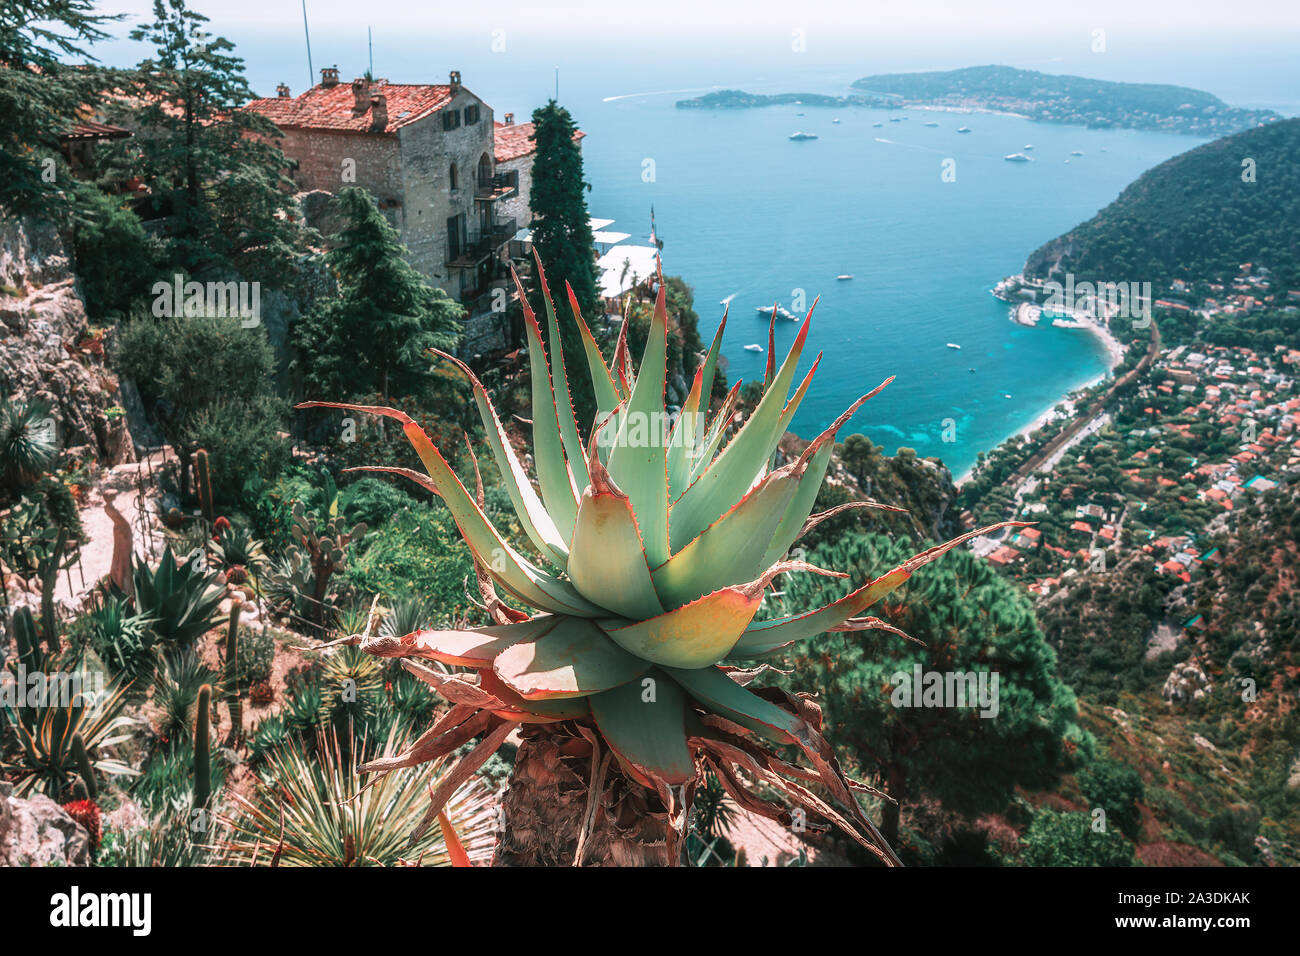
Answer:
[
  {"xmin": 796, "ymin": 112, "xmax": 805, "ymax": 116},
  {"xmin": 1071, "ymin": 150, "xmax": 1084, "ymax": 156},
  {"xmin": 788, "ymin": 131, "xmax": 818, "ymax": 141},
  {"xmin": 1004, "ymin": 153, "xmax": 1032, "ymax": 162},
  {"xmin": 946, "ymin": 343, "xmax": 962, "ymax": 350},
  {"xmin": 1023, "ymin": 144, "xmax": 1034, "ymax": 150},
  {"xmin": 1064, "ymin": 159, "xmax": 1070, "ymax": 164},
  {"xmin": 969, "ymin": 367, "xmax": 977, "ymax": 372},
  {"xmin": 872, "ymin": 121, "xmax": 883, "ymax": 127},
  {"xmin": 1003, "ymin": 393, "xmax": 1012, "ymax": 399},
  {"xmin": 957, "ymin": 126, "xmax": 971, "ymax": 133},
  {"xmin": 744, "ymin": 344, "xmax": 763, "ymax": 352},
  {"xmin": 924, "ymin": 121, "xmax": 939, "ymax": 127},
  {"xmin": 756, "ymin": 305, "xmax": 798, "ymax": 321},
  {"xmin": 888, "ymin": 117, "xmax": 902, "ymax": 122},
  {"xmin": 836, "ymin": 274, "xmax": 853, "ymax": 281},
  {"xmin": 832, "ymin": 117, "xmax": 841, "ymax": 124}
]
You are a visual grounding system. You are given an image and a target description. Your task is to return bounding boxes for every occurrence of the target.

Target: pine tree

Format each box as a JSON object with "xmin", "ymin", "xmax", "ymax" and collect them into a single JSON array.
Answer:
[
  {"xmin": 294, "ymin": 188, "xmax": 462, "ymax": 403},
  {"xmin": 118, "ymin": 0, "xmax": 303, "ymax": 282},
  {"xmin": 772, "ymin": 530, "xmax": 1087, "ymax": 849},
  {"xmin": 527, "ymin": 100, "xmax": 601, "ymax": 433},
  {"xmin": 0, "ymin": 1, "xmax": 119, "ymax": 215}
]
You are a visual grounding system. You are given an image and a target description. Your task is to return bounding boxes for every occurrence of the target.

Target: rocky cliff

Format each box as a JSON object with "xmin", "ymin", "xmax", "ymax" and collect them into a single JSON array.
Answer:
[{"xmin": 0, "ymin": 216, "xmax": 133, "ymax": 465}]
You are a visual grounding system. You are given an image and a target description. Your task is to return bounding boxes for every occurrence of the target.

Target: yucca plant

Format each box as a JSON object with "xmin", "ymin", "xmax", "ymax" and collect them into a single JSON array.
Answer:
[
  {"xmin": 301, "ymin": 260, "xmax": 1015, "ymax": 866},
  {"xmin": 0, "ymin": 397, "xmax": 58, "ymax": 490},
  {"xmin": 219, "ymin": 725, "xmax": 498, "ymax": 866}
]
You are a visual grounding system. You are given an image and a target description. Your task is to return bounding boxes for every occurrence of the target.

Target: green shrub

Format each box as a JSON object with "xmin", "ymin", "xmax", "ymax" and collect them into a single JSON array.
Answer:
[
  {"xmin": 68, "ymin": 183, "xmax": 162, "ymax": 320},
  {"xmin": 1020, "ymin": 807, "xmax": 1135, "ymax": 866},
  {"xmin": 1077, "ymin": 758, "xmax": 1146, "ymax": 839}
]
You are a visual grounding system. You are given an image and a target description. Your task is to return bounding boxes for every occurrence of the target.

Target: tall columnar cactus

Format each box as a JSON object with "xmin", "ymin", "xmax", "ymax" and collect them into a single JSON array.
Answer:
[
  {"xmin": 288, "ymin": 502, "xmax": 366, "ymax": 633},
  {"xmin": 70, "ymin": 732, "xmax": 97, "ymax": 800},
  {"xmin": 301, "ymin": 257, "xmax": 1017, "ymax": 865},
  {"xmin": 12, "ymin": 606, "xmax": 40, "ymax": 672},
  {"xmin": 194, "ymin": 448, "xmax": 215, "ymax": 525},
  {"xmin": 194, "ymin": 683, "xmax": 212, "ymax": 807},
  {"xmin": 39, "ymin": 525, "xmax": 67, "ymax": 654},
  {"xmin": 224, "ymin": 600, "xmax": 243, "ymax": 747}
]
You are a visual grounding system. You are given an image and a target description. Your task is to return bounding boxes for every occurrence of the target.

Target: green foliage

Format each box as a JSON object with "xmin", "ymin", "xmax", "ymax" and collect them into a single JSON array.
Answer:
[
  {"xmin": 115, "ymin": 313, "xmax": 287, "ymax": 501},
  {"xmin": 0, "ymin": 1, "xmax": 119, "ymax": 216},
  {"xmin": 66, "ymin": 182, "xmax": 162, "ymax": 319},
  {"xmin": 129, "ymin": 544, "xmax": 227, "ymax": 651},
  {"xmin": 378, "ymin": 595, "xmax": 434, "ymax": 639},
  {"xmin": 1025, "ymin": 117, "xmax": 1300, "ymax": 289},
  {"xmin": 80, "ymin": 592, "xmax": 158, "ymax": 687},
  {"xmin": 110, "ymin": 0, "xmax": 306, "ymax": 282},
  {"xmin": 343, "ymin": 504, "xmax": 477, "ymax": 625},
  {"xmin": 1077, "ymin": 758, "xmax": 1146, "ymax": 839},
  {"xmin": 1019, "ymin": 807, "xmax": 1135, "ymax": 866},
  {"xmin": 209, "ymin": 522, "xmax": 267, "ymax": 580},
  {"xmin": 336, "ymin": 477, "xmax": 417, "ymax": 529},
  {"xmin": 150, "ymin": 649, "xmax": 221, "ymax": 749},
  {"xmin": 765, "ymin": 530, "xmax": 1086, "ymax": 843},
  {"xmin": 292, "ymin": 187, "xmax": 461, "ymax": 402}
]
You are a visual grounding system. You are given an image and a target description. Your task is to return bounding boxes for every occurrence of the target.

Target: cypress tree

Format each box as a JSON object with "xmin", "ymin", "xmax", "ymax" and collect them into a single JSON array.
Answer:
[{"xmin": 527, "ymin": 100, "xmax": 601, "ymax": 433}]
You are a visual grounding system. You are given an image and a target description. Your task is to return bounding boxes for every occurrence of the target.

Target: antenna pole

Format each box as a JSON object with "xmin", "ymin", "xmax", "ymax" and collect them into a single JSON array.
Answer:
[
  {"xmin": 302, "ymin": 0, "xmax": 314, "ymax": 87},
  {"xmin": 368, "ymin": 26, "xmax": 373, "ymax": 77}
]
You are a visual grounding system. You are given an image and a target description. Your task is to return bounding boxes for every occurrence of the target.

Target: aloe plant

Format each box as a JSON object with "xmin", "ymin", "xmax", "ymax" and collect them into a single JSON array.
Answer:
[
  {"xmin": 300, "ymin": 259, "xmax": 1016, "ymax": 866},
  {"xmin": 130, "ymin": 545, "xmax": 227, "ymax": 651}
]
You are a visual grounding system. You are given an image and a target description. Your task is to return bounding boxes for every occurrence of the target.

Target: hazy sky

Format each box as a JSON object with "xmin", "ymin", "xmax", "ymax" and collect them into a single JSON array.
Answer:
[{"xmin": 90, "ymin": 0, "xmax": 1300, "ymax": 34}]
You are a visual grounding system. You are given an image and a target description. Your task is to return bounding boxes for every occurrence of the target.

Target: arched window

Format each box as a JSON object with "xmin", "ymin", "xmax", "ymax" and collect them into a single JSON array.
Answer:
[
  {"xmin": 449, "ymin": 163, "xmax": 458, "ymax": 191},
  {"xmin": 477, "ymin": 153, "xmax": 492, "ymax": 187}
]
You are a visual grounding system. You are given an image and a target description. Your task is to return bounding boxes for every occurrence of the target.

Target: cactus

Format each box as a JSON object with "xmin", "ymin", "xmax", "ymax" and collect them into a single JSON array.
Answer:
[
  {"xmin": 224, "ymin": 600, "xmax": 243, "ymax": 747},
  {"xmin": 194, "ymin": 683, "xmax": 212, "ymax": 807},
  {"xmin": 70, "ymin": 732, "xmax": 97, "ymax": 800},
  {"xmin": 194, "ymin": 448, "xmax": 214, "ymax": 525},
  {"xmin": 12, "ymin": 606, "xmax": 39, "ymax": 671},
  {"xmin": 39, "ymin": 525, "xmax": 67, "ymax": 654},
  {"xmin": 288, "ymin": 501, "xmax": 366, "ymax": 634}
]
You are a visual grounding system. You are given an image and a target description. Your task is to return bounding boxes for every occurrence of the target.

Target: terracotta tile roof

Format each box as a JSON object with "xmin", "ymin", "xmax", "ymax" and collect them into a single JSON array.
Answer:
[
  {"xmin": 61, "ymin": 120, "xmax": 131, "ymax": 141},
  {"xmin": 494, "ymin": 121, "xmax": 586, "ymax": 163},
  {"xmin": 244, "ymin": 81, "xmax": 453, "ymax": 134}
]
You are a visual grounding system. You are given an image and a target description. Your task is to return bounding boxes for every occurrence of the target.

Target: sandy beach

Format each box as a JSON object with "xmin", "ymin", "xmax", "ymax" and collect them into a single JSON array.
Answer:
[{"xmin": 954, "ymin": 318, "xmax": 1126, "ymax": 486}]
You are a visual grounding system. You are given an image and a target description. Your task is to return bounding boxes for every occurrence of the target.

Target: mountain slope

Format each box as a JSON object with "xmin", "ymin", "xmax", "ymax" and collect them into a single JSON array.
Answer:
[{"xmin": 1024, "ymin": 117, "xmax": 1300, "ymax": 288}]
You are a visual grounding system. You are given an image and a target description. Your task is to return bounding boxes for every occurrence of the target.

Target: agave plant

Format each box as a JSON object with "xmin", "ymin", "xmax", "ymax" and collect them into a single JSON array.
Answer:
[
  {"xmin": 130, "ymin": 545, "xmax": 227, "ymax": 651},
  {"xmin": 209, "ymin": 523, "xmax": 267, "ymax": 584},
  {"xmin": 300, "ymin": 260, "xmax": 1015, "ymax": 866}
]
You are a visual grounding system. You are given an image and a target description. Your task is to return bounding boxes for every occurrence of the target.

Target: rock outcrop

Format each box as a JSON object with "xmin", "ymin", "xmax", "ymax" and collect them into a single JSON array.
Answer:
[
  {"xmin": 0, "ymin": 782, "xmax": 91, "ymax": 867},
  {"xmin": 0, "ymin": 216, "xmax": 133, "ymax": 465}
]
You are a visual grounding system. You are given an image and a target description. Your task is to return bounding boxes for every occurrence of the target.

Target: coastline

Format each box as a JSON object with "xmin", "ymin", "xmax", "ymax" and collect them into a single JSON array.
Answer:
[{"xmin": 952, "ymin": 315, "xmax": 1125, "ymax": 487}]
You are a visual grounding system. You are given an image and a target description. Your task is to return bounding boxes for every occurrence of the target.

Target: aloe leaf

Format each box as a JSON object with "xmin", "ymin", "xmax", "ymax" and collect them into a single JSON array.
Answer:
[
  {"xmin": 665, "ymin": 663, "xmax": 805, "ymax": 745},
  {"xmin": 534, "ymin": 254, "xmax": 591, "ymax": 490},
  {"xmin": 566, "ymin": 280, "xmax": 621, "ymax": 418},
  {"xmin": 651, "ymin": 461, "xmax": 802, "ymax": 609},
  {"xmin": 378, "ymin": 617, "xmax": 560, "ymax": 666},
  {"xmin": 605, "ymin": 282, "xmax": 671, "ymax": 567},
  {"xmin": 601, "ymin": 560, "xmax": 840, "ymax": 669},
  {"xmin": 297, "ymin": 401, "xmax": 601, "ymax": 617},
  {"xmin": 589, "ymin": 671, "xmax": 694, "ymax": 786},
  {"xmin": 688, "ymin": 381, "xmax": 741, "ymax": 483},
  {"xmin": 733, "ymin": 522, "xmax": 1028, "ymax": 657},
  {"xmin": 567, "ymin": 454, "xmax": 666, "ymax": 620},
  {"xmin": 492, "ymin": 615, "xmax": 650, "ymax": 699},
  {"xmin": 430, "ymin": 350, "xmax": 569, "ymax": 566},
  {"xmin": 512, "ymin": 268, "xmax": 580, "ymax": 540},
  {"xmin": 760, "ymin": 382, "xmax": 891, "ymax": 568},
  {"xmin": 478, "ymin": 669, "xmax": 591, "ymax": 721},
  {"xmin": 669, "ymin": 313, "xmax": 813, "ymax": 552}
]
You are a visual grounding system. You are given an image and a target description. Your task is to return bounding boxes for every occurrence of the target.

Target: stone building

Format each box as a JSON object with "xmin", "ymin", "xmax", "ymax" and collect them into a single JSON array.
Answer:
[
  {"xmin": 244, "ymin": 68, "xmax": 519, "ymax": 317},
  {"xmin": 492, "ymin": 112, "xmax": 585, "ymax": 231}
]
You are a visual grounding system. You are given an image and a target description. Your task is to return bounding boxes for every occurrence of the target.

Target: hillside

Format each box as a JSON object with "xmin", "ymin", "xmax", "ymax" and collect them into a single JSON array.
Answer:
[
  {"xmin": 851, "ymin": 65, "xmax": 1282, "ymax": 136},
  {"xmin": 1024, "ymin": 117, "xmax": 1300, "ymax": 289}
]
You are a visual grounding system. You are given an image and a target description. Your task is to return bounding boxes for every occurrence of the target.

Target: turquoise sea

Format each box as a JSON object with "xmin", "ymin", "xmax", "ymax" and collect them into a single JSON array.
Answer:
[{"xmin": 93, "ymin": 25, "xmax": 1300, "ymax": 477}]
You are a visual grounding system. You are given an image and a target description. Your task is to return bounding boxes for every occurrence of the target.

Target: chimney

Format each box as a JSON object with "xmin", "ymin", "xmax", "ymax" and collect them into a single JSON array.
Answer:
[
  {"xmin": 503, "ymin": 112, "xmax": 514, "ymax": 125},
  {"xmin": 320, "ymin": 65, "xmax": 339, "ymax": 87},
  {"xmin": 275, "ymin": 82, "xmax": 290, "ymax": 98},
  {"xmin": 369, "ymin": 93, "xmax": 388, "ymax": 131},
  {"xmin": 351, "ymin": 76, "xmax": 370, "ymax": 113},
  {"xmin": 449, "ymin": 70, "xmax": 461, "ymax": 93}
]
